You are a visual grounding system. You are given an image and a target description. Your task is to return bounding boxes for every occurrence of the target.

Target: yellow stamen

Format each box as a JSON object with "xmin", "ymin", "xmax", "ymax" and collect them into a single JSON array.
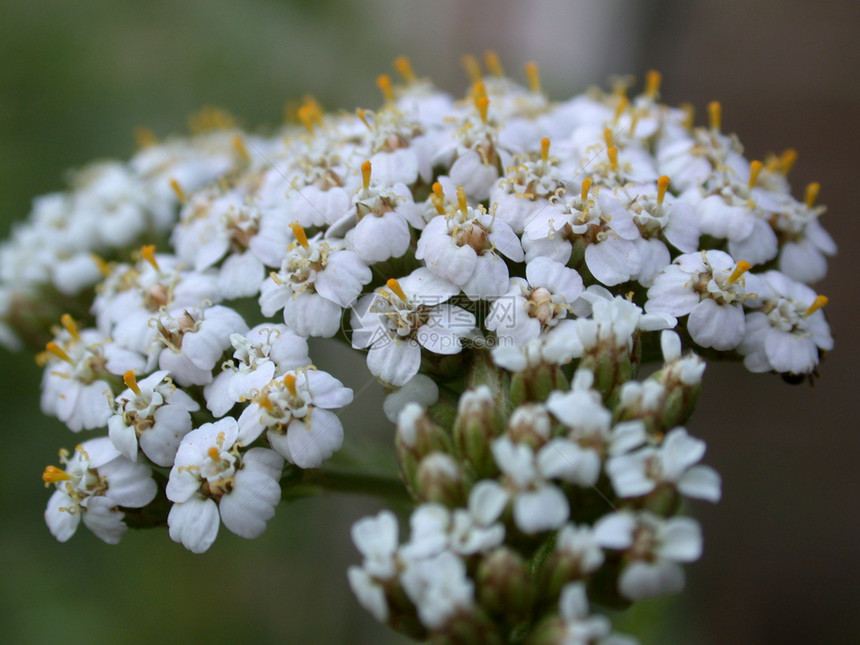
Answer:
[
  {"xmin": 90, "ymin": 254, "xmax": 111, "ymax": 277},
  {"xmin": 134, "ymin": 126, "xmax": 157, "ymax": 149},
  {"xmin": 540, "ymin": 137, "xmax": 550, "ymax": 163},
  {"xmin": 603, "ymin": 128, "xmax": 614, "ymax": 149},
  {"xmin": 386, "ymin": 278, "xmax": 408, "ymax": 302},
  {"xmin": 708, "ymin": 101, "xmax": 721, "ymax": 131},
  {"xmin": 376, "ymin": 74, "xmax": 394, "ymax": 103},
  {"xmin": 462, "ymin": 54, "xmax": 482, "ymax": 83},
  {"xmin": 169, "ymin": 179, "xmax": 187, "ymax": 204},
  {"xmin": 431, "ymin": 182, "xmax": 446, "ymax": 215},
  {"xmin": 613, "ymin": 95, "xmax": 629, "ymax": 124},
  {"xmin": 476, "ymin": 96, "xmax": 489, "ymax": 123},
  {"xmin": 45, "ymin": 342, "xmax": 72, "ymax": 363},
  {"xmin": 42, "ymin": 465, "xmax": 71, "ymax": 485},
  {"xmin": 472, "ymin": 80, "xmax": 487, "ymax": 101},
  {"xmin": 258, "ymin": 395, "xmax": 274, "ymax": 411},
  {"xmin": 524, "ymin": 61, "xmax": 541, "ymax": 93},
  {"xmin": 580, "ymin": 177, "xmax": 593, "ymax": 202},
  {"xmin": 60, "ymin": 314, "xmax": 79, "ymax": 340},
  {"xmin": 188, "ymin": 106, "xmax": 235, "ymax": 133},
  {"xmin": 681, "ymin": 102, "xmax": 695, "ymax": 130},
  {"xmin": 748, "ymin": 160, "xmax": 763, "ymax": 189},
  {"xmin": 393, "ymin": 56, "xmax": 416, "ymax": 83},
  {"xmin": 780, "ymin": 148, "xmax": 798, "ymax": 175},
  {"xmin": 283, "ymin": 373, "xmax": 298, "ymax": 396},
  {"xmin": 484, "ymin": 50, "xmax": 504, "ymax": 77},
  {"xmin": 297, "ymin": 104, "xmax": 315, "ymax": 134},
  {"xmin": 123, "ymin": 370, "xmax": 141, "ymax": 395},
  {"xmin": 456, "ymin": 186, "xmax": 468, "ymax": 213},
  {"xmin": 356, "ymin": 108, "xmax": 371, "ymax": 130},
  {"xmin": 629, "ymin": 109, "xmax": 640, "ymax": 137},
  {"xmin": 232, "ymin": 135, "xmax": 250, "ymax": 163},
  {"xmin": 607, "ymin": 146, "xmax": 619, "ymax": 171},
  {"xmin": 645, "ymin": 69, "xmax": 661, "ymax": 99},
  {"xmin": 804, "ymin": 295, "xmax": 828, "ymax": 316},
  {"xmin": 207, "ymin": 447, "xmax": 221, "ymax": 461},
  {"xmin": 727, "ymin": 261, "xmax": 752, "ymax": 284},
  {"xmin": 361, "ymin": 160, "xmax": 372, "ymax": 191},
  {"xmin": 805, "ymin": 182, "xmax": 820, "ymax": 208},
  {"xmin": 657, "ymin": 176, "xmax": 670, "ymax": 205},
  {"xmin": 290, "ymin": 222, "xmax": 310, "ymax": 250},
  {"xmin": 141, "ymin": 245, "xmax": 160, "ymax": 271}
]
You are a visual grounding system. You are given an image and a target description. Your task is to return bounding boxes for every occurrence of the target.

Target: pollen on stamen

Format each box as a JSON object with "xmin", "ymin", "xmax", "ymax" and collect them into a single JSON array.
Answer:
[
  {"xmin": 393, "ymin": 56, "xmax": 416, "ymax": 83},
  {"xmin": 431, "ymin": 182, "xmax": 446, "ymax": 215},
  {"xmin": 386, "ymin": 278, "xmax": 408, "ymax": 302},
  {"xmin": 361, "ymin": 160, "xmax": 372, "ymax": 191},
  {"xmin": 134, "ymin": 126, "xmax": 157, "ymax": 149},
  {"xmin": 472, "ymin": 81, "xmax": 487, "ymax": 101},
  {"xmin": 805, "ymin": 182, "xmax": 820, "ymax": 208},
  {"xmin": 376, "ymin": 74, "xmax": 394, "ymax": 103},
  {"xmin": 603, "ymin": 128, "xmax": 614, "ymax": 149},
  {"xmin": 456, "ymin": 186, "xmax": 469, "ymax": 214},
  {"xmin": 207, "ymin": 447, "xmax": 222, "ymax": 461},
  {"xmin": 169, "ymin": 179, "xmax": 187, "ymax": 204},
  {"xmin": 484, "ymin": 50, "xmax": 504, "ymax": 77},
  {"xmin": 524, "ymin": 61, "xmax": 541, "ymax": 93},
  {"xmin": 462, "ymin": 54, "xmax": 482, "ymax": 83},
  {"xmin": 780, "ymin": 148, "xmax": 798, "ymax": 175},
  {"xmin": 356, "ymin": 108, "xmax": 372, "ymax": 130},
  {"xmin": 607, "ymin": 146, "xmax": 619, "ymax": 171},
  {"xmin": 540, "ymin": 137, "xmax": 550, "ymax": 163},
  {"xmin": 283, "ymin": 372, "xmax": 298, "ymax": 396},
  {"xmin": 748, "ymin": 160, "xmax": 763, "ymax": 189},
  {"xmin": 298, "ymin": 104, "xmax": 316, "ymax": 134},
  {"xmin": 60, "ymin": 314, "xmax": 80, "ymax": 341},
  {"xmin": 645, "ymin": 69, "xmax": 662, "ymax": 99},
  {"xmin": 290, "ymin": 222, "xmax": 310, "ymax": 250},
  {"xmin": 657, "ymin": 176, "xmax": 670, "ymax": 205},
  {"xmin": 681, "ymin": 103, "xmax": 695, "ymax": 130},
  {"xmin": 805, "ymin": 295, "xmax": 828, "ymax": 316},
  {"xmin": 708, "ymin": 101, "xmax": 722, "ymax": 131},
  {"xmin": 476, "ymin": 96, "xmax": 489, "ymax": 123},
  {"xmin": 90, "ymin": 254, "xmax": 111, "ymax": 277},
  {"xmin": 42, "ymin": 465, "xmax": 71, "ymax": 485},
  {"xmin": 580, "ymin": 178, "xmax": 593, "ymax": 202},
  {"xmin": 123, "ymin": 370, "xmax": 141, "ymax": 395},
  {"xmin": 232, "ymin": 135, "xmax": 250, "ymax": 163},
  {"xmin": 46, "ymin": 342, "xmax": 73, "ymax": 363},
  {"xmin": 727, "ymin": 261, "xmax": 752, "ymax": 284},
  {"xmin": 141, "ymin": 245, "xmax": 160, "ymax": 271}
]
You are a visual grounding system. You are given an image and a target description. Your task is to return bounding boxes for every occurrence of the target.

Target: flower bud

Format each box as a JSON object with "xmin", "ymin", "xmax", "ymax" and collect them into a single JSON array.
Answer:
[
  {"xmin": 415, "ymin": 452, "xmax": 465, "ymax": 507},
  {"xmin": 510, "ymin": 362, "xmax": 569, "ymax": 406},
  {"xmin": 476, "ymin": 547, "xmax": 535, "ymax": 626},
  {"xmin": 453, "ymin": 386, "xmax": 505, "ymax": 478},
  {"xmin": 397, "ymin": 403, "xmax": 454, "ymax": 498},
  {"xmin": 505, "ymin": 404, "xmax": 552, "ymax": 450}
]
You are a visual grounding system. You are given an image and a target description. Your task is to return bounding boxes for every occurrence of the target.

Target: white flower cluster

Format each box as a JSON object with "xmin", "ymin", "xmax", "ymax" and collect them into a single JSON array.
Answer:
[{"xmin": 11, "ymin": 55, "xmax": 833, "ymax": 642}]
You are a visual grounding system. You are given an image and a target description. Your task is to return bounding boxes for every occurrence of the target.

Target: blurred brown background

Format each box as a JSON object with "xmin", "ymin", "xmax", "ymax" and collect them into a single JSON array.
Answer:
[{"xmin": 1, "ymin": 1, "xmax": 858, "ymax": 643}]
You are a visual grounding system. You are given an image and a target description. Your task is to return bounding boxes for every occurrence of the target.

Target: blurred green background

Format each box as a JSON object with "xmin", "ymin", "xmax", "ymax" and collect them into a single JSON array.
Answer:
[{"xmin": 2, "ymin": 1, "xmax": 858, "ymax": 643}]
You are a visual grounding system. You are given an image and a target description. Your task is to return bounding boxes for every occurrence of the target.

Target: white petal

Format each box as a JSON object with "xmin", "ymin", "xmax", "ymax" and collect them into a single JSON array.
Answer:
[{"xmin": 168, "ymin": 497, "xmax": 221, "ymax": 553}]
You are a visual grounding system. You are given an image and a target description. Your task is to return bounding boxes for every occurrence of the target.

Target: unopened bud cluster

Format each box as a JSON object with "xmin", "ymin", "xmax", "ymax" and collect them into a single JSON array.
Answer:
[{"xmin": 1, "ymin": 53, "xmax": 834, "ymax": 643}]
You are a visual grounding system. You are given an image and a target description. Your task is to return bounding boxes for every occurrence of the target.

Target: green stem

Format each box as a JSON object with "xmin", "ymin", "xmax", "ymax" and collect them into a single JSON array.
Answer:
[{"xmin": 286, "ymin": 468, "xmax": 412, "ymax": 504}]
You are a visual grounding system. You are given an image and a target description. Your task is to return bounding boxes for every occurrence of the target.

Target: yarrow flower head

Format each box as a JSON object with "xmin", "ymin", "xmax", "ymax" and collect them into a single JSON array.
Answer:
[{"xmin": 3, "ymin": 55, "xmax": 836, "ymax": 644}]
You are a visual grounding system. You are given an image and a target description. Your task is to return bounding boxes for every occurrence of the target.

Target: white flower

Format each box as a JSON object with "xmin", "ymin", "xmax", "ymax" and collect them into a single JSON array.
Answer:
[
  {"xmin": 769, "ymin": 185, "xmax": 835, "ymax": 283},
  {"xmin": 166, "ymin": 417, "xmax": 284, "ymax": 553},
  {"xmin": 400, "ymin": 550, "xmax": 475, "ymax": 631},
  {"xmin": 108, "ymin": 369, "xmax": 200, "ymax": 467},
  {"xmin": 237, "ymin": 367, "xmax": 352, "ymax": 468},
  {"xmin": 40, "ymin": 323, "xmax": 145, "ymax": 432},
  {"xmin": 593, "ymin": 511, "xmax": 702, "ymax": 600},
  {"xmin": 557, "ymin": 583, "xmax": 638, "ymax": 645},
  {"xmin": 43, "ymin": 437, "xmax": 157, "ymax": 544},
  {"xmin": 486, "ymin": 257, "xmax": 583, "ymax": 346},
  {"xmin": 738, "ymin": 271, "xmax": 832, "ymax": 374},
  {"xmin": 416, "ymin": 187, "xmax": 523, "ymax": 300},
  {"xmin": 607, "ymin": 427, "xmax": 721, "ymax": 502},
  {"xmin": 204, "ymin": 323, "xmax": 310, "ymax": 417},
  {"xmin": 350, "ymin": 269, "xmax": 474, "ymax": 386},
  {"xmin": 148, "ymin": 303, "xmax": 248, "ymax": 386},
  {"xmin": 554, "ymin": 523, "xmax": 606, "ymax": 577},
  {"xmin": 383, "ymin": 373, "xmax": 440, "ymax": 423},
  {"xmin": 646, "ymin": 250, "xmax": 753, "ymax": 350},
  {"xmin": 259, "ymin": 226, "xmax": 371, "ymax": 338}
]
